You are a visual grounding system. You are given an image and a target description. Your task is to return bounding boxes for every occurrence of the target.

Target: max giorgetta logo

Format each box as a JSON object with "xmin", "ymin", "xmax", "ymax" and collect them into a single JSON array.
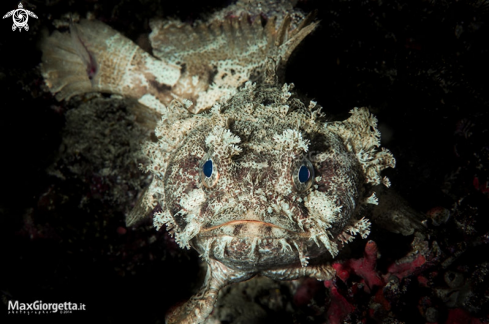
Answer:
[
  {"xmin": 8, "ymin": 300, "xmax": 86, "ymax": 315},
  {"xmin": 2, "ymin": 2, "xmax": 37, "ymax": 32}
]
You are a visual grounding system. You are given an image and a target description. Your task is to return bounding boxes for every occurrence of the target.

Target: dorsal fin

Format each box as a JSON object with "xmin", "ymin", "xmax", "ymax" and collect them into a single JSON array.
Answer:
[{"xmin": 149, "ymin": 13, "xmax": 318, "ymax": 113}]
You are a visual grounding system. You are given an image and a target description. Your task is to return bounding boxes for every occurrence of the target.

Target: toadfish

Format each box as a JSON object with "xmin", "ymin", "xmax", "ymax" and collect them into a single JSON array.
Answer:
[{"xmin": 39, "ymin": 3, "xmax": 405, "ymax": 323}]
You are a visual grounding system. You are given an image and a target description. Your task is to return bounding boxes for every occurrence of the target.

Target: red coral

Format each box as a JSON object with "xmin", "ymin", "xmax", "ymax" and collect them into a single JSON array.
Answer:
[
  {"xmin": 385, "ymin": 254, "xmax": 426, "ymax": 281},
  {"xmin": 473, "ymin": 176, "xmax": 489, "ymax": 194},
  {"xmin": 417, "ymin": 274, "xmax": 429, "ymax": 287},
  {"xmin": 324, "ymin": 280, "xmax": 355, "ymax": 324},
  {"xmin": 332, "ymin": 240, "xmax": 384, "ymax": 292},
  {"xmin": 325, "ymin": 240, "xmax": 435, "ymax": 323},
  {"xmin": 446, "ymin": 308, "xmax": 483, "ymax": 324},
  {"xmin": 373, "ymin": 288, "xmax": 391, "ymax": 311}
]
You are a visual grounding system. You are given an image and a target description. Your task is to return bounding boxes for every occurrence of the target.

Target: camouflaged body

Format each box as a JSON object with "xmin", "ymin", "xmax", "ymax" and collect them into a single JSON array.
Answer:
[
  {"xmin": 39, "ymin": 4, "xmax": 396, "ymax": 322},
  {"xmin": 144, "ymin": 80, "xmax": 395, "ymax": 273}
]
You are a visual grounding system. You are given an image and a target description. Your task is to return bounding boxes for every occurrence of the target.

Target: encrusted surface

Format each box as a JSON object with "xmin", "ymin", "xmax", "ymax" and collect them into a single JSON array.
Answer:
[{"xmin": 144, "ymin": 79, "xmax": 394, "ymax": 275}]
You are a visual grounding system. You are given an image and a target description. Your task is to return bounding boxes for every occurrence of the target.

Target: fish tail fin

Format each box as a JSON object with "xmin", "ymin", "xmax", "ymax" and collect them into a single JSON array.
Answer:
[
  {"xmin": 40, "ymin": 25, "xmax": 92, "ymax": 101},
  {"xmin": 40, "ymin": 19, "xmax": 181, "ymax": 103}
]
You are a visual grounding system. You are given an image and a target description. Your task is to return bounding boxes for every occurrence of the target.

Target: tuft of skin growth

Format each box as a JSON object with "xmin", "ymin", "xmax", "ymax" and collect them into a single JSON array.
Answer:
[
  {"xmin": 140, "ymin": 76, "xmax": 395, "ymax": 323},
  {"xmin": 144, "ymin": 80, "xmax": 395, "ymax": 271}
]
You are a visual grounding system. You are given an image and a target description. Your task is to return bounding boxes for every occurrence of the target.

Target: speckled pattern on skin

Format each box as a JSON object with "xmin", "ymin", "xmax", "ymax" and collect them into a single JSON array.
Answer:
[
  {"xmin": 146, "ymin": 79, "xmax": 395, "ymax": 270},
  {"xmin": 142, "ymin": 68, "xmax": 395, "ymax": 323},
  {"xmin": 39, "ymin": 2, "xmax": 396, "ymax": 323}
]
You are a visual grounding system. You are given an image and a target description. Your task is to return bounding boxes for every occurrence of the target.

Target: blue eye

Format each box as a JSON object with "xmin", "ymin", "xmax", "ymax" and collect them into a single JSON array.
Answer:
[
  {"xmin": 293, "ymin": 158, "xmax": 314, "ymax": 192},
  {"xmin": 200, "ymin": 153, "xmax": 219, "ymax": 188},
  {"xmin": 298, "ymin": 165, "xmax": 310, "ymax": 183},
  {"xmin": 203, "ymin": 159, "xmax": 213, "ymax": 178}
]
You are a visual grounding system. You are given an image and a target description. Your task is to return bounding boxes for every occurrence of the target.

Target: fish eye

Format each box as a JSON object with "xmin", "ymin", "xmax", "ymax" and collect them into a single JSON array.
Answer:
[
  {"xmin": 203, "ymin": 159, "xmax": 213, "ymax": 178},
  {"xmin": 199, "ymin": 153, "xmax": 219, "ymax": 188},
  {"xmin": 298, "ymin": 165, "xmax": 311, "ymax": 183},
  {"xmin": 293, "ymin": 158, "xmax": 314, "ymax": 192}
]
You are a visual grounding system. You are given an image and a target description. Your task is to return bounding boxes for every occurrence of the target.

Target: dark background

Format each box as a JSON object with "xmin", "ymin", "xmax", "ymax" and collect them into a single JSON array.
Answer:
[{"xmin": 1, "ymin": 0, "xmax": 488, "ymax": 323}]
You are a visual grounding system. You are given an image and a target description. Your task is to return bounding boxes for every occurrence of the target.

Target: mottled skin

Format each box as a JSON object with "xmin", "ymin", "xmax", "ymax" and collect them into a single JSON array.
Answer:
[
  {"xmin": 143, "ymin": 69, "xmax": 395, "ymax": 323},
  {"xmin": 39, "ymin": 4, "xmax": 396, "ymax": 323},
  {"xmin": 165, "ymin": 85, "xmax": 364, "ymax": 270}
]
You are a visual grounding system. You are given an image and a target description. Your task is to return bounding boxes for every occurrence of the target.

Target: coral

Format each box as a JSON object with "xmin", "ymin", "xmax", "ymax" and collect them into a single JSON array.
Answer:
[
  {"xmin": 332, "ymin": 240, "xmax": 384, "ymax": 292},
  {"xmin": 386, "ymin": 254, "xmax": 426, "ymax": 281},
  {"xmin": 324, "ymin": 238, "xmax": 435, "ymax": 322},
  {"xmin": 446, "ymin": 308, "xmax": 484, "ymax": 324},
  {"xmin": 324, "ymin": 280, "xmax": 355, "ymax": 324}
]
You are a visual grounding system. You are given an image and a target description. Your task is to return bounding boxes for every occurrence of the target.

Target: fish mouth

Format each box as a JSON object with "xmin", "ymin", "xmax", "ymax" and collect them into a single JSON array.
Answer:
[
  {"xmin": 199, "ymin": 220, "xmax": 308, "ymax": 240},
  {"xmin": 194, "ymin": 220, "xmax": 320, "ymax": 271}
]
